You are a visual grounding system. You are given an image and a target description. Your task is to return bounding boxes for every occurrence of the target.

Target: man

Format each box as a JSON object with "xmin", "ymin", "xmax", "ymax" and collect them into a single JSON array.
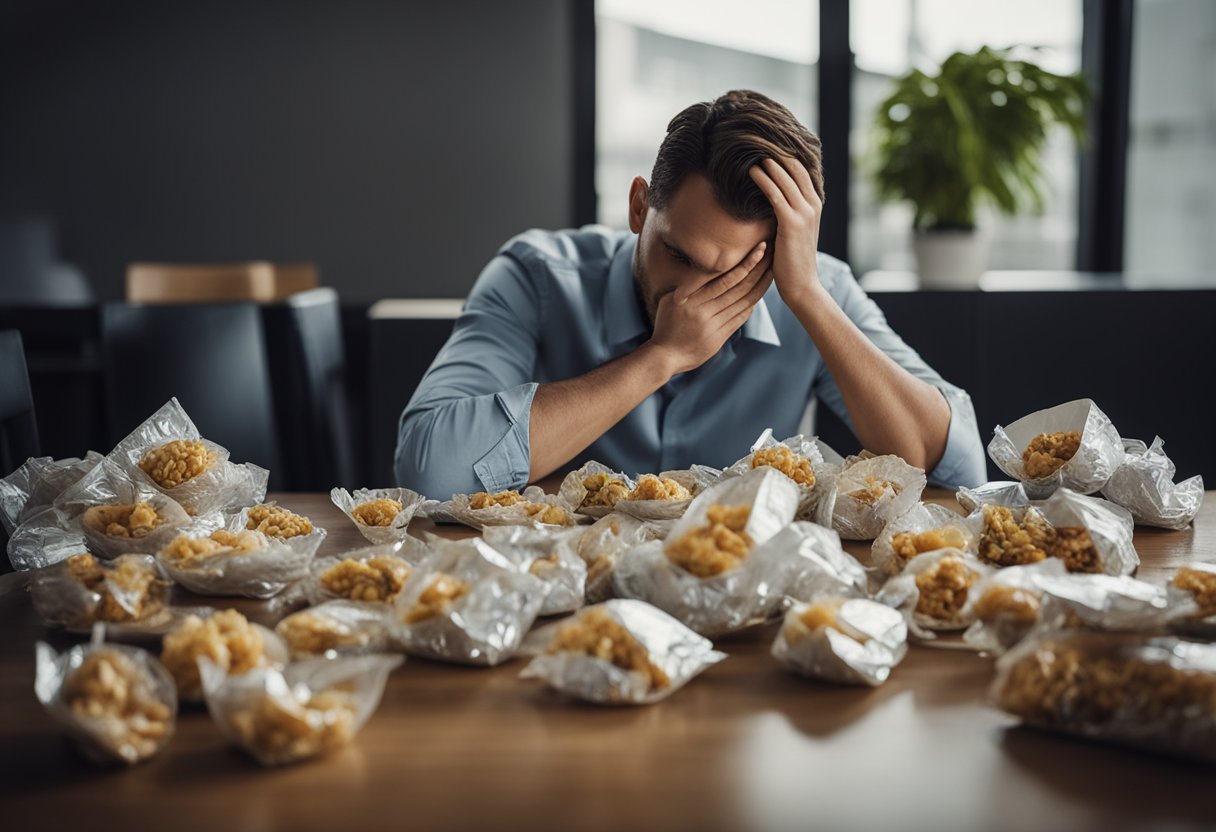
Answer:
[{"xmin": 395, "ymin": 90, "xmax": 985, "ymax": 499}]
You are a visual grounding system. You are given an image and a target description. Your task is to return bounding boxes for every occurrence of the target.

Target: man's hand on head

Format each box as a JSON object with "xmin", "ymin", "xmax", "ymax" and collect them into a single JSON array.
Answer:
[
  {"xmin": 646, "ymin": 240, "xmax": 774, "ymax": 377},
  {"xmin": 749, "ymin": 155, "xmax": 825, "ymax": 308}
]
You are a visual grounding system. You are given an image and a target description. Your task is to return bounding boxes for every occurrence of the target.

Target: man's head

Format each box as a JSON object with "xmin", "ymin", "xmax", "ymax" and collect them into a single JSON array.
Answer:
[{"xmin": 629, "ymin": 90, "xmax": 824, "ymax": 323}]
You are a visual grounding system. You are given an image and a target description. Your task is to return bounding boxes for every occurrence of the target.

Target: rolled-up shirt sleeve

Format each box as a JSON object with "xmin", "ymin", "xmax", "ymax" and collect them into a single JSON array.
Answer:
[
  {"xmin": 810, "ymin": 264, "xmax": 987, "ymax": 488},
  {"xmin": 394, "ymin": 253, "xmax": 543, "ymax": 499}
]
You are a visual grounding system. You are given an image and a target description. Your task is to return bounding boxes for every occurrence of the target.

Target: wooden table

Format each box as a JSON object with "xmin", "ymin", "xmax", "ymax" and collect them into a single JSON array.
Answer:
[{"xmin": 3, "ymin": 489, "xmax": 1215, "ymax": 832}]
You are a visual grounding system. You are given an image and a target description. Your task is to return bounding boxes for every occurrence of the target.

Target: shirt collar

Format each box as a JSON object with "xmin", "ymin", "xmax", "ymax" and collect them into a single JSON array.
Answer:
[{"xmin": 604, "ymin": 233, "xmax": 782, "ymax": 348}]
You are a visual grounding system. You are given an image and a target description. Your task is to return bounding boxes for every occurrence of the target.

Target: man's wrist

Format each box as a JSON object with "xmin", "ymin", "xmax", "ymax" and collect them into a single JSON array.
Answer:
[
  {"xmin": 637, "ymin": 340, "xmax": 684, "ymax": 382},
  {"xmin": 781, "ymin": 279, "xmax": 832, "ymax": 322}
]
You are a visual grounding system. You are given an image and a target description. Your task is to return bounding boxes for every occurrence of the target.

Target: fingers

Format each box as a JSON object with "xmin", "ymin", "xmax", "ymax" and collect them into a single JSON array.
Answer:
[
  {"xmin": 718, "ymin": 268, "xmax": 775, "ymax": 329},
  {"xmin": 761, "ymin": 157, "xmax": 809, "ymax": 210},
  {"xmin": 680, "ymin": 240, "xmax": 766, "ymax": 305},
  {"xmin": 774, "ymin": 154, "xmax": 822, "ymax": 209},
  {"xmin": 705, "ymin": 250, "xmax": 772, "ymax": 314},
  {"xmin": 749, "ymin": 164, "xmax": 799, "ymax": 224}
]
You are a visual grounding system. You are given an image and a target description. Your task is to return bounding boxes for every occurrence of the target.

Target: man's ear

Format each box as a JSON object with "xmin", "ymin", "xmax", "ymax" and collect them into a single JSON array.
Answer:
[{"xmin": 627, "ymin": 176, "xmax": 649, "ymax": 234}]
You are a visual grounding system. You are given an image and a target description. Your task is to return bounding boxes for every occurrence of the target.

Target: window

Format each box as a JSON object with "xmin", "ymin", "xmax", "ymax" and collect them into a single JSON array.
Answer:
[
  {"xmin": 849, "ymin": 0, "xmax": 1084, "ymax": 275},
  {"xmin": 595, "ymin": 0, "xmax": 819, "ymax": 229}
]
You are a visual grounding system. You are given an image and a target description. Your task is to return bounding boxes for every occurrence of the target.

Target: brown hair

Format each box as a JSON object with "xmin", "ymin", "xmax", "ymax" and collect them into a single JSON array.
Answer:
[{"xmin": 648, "ymin": 90, "xmax": 824, "ymax": 220}]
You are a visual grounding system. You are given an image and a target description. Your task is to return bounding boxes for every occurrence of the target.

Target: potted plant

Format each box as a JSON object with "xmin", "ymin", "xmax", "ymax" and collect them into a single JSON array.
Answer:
[{"xmin": 871, "ymin": 46, "xmax": 1090, "ymax": 288}]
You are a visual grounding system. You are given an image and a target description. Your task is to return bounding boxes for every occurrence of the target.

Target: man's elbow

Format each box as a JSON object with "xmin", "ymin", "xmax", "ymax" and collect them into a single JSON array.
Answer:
[{"xmin": 394, "ymin": 409, "xmax": 481, "ymax": 500}]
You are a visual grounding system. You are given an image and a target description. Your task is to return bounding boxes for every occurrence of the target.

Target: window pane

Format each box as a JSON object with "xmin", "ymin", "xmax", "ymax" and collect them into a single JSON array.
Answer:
[
  {"xmin": 1125, "ymin": 0, "xmax": 1216, "ymax": 282},
  {"xmin": 596, "ymin": 0, "xmax": 819, "ymax": 229},
  {"xmin": 850, "ymin": 0, "xmax": 1083, "ymax": 275}
]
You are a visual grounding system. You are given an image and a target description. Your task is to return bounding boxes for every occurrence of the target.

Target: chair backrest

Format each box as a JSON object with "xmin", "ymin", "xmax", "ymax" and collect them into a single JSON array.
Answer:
[
  {"xmin": 126, "ymin": 262, "xmax": 319, "ymax": 304},
  {"xmin": 262, "ymin": 287, "xmax": 355, "ymax": 490},
  {"xmin": 0, "ymin": 329, "xmax": 40, "ymax": 476},
  {"xmin": 100, "ymin": 303, "xmax": 280, "ymax": 487}
]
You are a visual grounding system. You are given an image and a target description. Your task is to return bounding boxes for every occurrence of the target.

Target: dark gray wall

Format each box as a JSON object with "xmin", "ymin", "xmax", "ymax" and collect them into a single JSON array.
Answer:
[{"xmin": 0, "ymin": 0, "xmax": 575, "ymax": 302}]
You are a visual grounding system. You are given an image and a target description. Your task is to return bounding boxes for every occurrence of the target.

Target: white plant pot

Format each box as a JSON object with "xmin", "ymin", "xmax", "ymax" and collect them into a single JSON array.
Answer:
[{"xmin": 913, "ymin": 230, "xmax": 989, "ymax": 289}]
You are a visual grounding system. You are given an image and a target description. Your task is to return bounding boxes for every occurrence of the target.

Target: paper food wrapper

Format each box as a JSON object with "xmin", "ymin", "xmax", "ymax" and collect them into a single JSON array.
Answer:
[
  {"xmin": 1100, "ymin": 437, "xmax": 1204, "ymax": 530},
  {"xmin": 611, "ymin": 467, "xmax": 800, "ymax": 636},
  {"xmin": 988, "ymin": 398, "xmax": 1123, "ymax": 498},
  {"xmin": 520, "ymin": 599, "xmax": 726, "ymax": 705},
  {"xmin": 772, "ymin": 598, "xmax": 908, "ymax": 686},
  {"xmin": 330, "ymin": 486, "xmax": 426, "ymax": 544}
]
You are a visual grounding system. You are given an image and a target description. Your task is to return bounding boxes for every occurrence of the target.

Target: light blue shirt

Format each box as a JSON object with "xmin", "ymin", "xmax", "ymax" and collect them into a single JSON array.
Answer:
[{"xmin": 395, "ymin": 226, "xmax": 985, "ymax": 499}]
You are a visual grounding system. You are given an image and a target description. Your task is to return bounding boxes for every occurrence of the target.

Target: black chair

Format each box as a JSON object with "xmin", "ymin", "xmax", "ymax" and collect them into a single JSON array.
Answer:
[
  {"xmin": 101, "ymin": 302, "xmax": 281, "ymax": 489},
  {"xmin": 262, "ymin": 288, "xmax": 356, "ymax": 490},
  {"xmin": 1, "ymin": 329, "xmax": 40, "ymax": 572}
]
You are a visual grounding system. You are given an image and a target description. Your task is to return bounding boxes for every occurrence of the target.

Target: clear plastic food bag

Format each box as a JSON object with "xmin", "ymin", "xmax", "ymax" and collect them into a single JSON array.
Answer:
[
  {"xmin": 988, "ymin": 398, "xmax": 1123, "ymax": 498},
  {"xmin": 307, "ymin": 539, "xmax": 427, "ymax": 605},
  {"xmin": 722, "ymin": 429, "xmax": 837, "ymax": 527},
  {"xmin": 35, "ymin": 630, "xmax": 177, "ymax": 765},
  {"xmin": 829, "ymin": 454, "xmax": 926, "ymax": 541},
  {"xmin": 0, "ymin": 450, "xmax": 103, "ymax": 534},
  {"xmin": 871, "ymin": 501, "xmax": 978, "ymax": 578},
  {"xmin": 574, "ymin": 511, "xmax": 657, "ymax": 603},
  {"xmin": 482, "ymin": 524, "xmax": 588, "ymax": 615},
  {"xmin": 558, "ymin": 461, "xmax": 635, "ymax": 518},
  {"xmin": 1100, "ymin": 437, "xmax": 1204, "ymax": 530},
  {"xmin": 955, "ymin": 481, "xmax": 1030, "ymax": 514},
  {"xmin": 520, "ymin": 599, "xmax": 725, "ymax": 705},
  {"xmin": 275, "ymin": 601, "xmax": 391, "ymax": 659},
  {"xmin": 329, "ymin": 486, "xmax": 426, "ymax": 544},
  {"xmin": 160, "ymin": 607, "xmax": 289, "ymax": 702},
  {"xmin": 764, "ymin": 521, "xmax": 868, "ymax": 603},
  {"xmin": 31, "ymin": 552, "xmax": 172, "ymax": 632},
  {"xmin": 611, "ymin": 467, "xmax": 720, "ymax": 522},
  {"xmin": 201, "ymin": 653, "xmax": 403, "ymax": 766},
  {"xmin": 876, "ymin": 549, "xmax": 994, "ymax": 638},
  {"xmin": 437, "ymin": 485, "xmax": 582, "ymax": 530},
  {"xmin": 772, "ymin": 597, "xmax": 908, "ymax": 686},
  {"xmin": 961, "ymin": 559, "xmax": 1069, "ymax": 654}
]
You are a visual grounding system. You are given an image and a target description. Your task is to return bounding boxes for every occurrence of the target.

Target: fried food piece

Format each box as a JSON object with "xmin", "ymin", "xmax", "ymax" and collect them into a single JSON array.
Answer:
[
  {"xmin": 997, "ymin": 641, "xmax": 1216, "ymax": 733},
  {"xmin": 1173, "ymin": 567, "xmax": 1216, "ymax": 619},
  {"xmin": 547, "ymin": 608, "xmax": 670, "ymax": 691},
  {"xmin": 276, "ymin": 610, "xmax": 369, "ymax": 656},
  {"xmin": 84, "ymin": 502, "xmax": 162, "ymax": 539},
  {"xmin": 320, "ymin": 556, "xmax": 411, "ymax": 603},
  {"xmin": 1022, "ymin": 431, "xmax": 1082, "ymax": 479},
  {"xmin": 138, "ymin": 439, "xmax": 215, "ymax": 488},
  {"xmin": 974, "ymin": 584, "xmax": 1042, "ymax": 626},
  {"xmin": 891, "ymin": 526, "xmax": 968, "ymax": 567},
  {"xmin": 751, "ymin": 446, "xmax": 816, "ymax": 488},
  {"xmin": 470, "ymin": 490, "xmax": 526, "ymax": 510},
  {"xmin": 161, "ymin": 609, "xmax": 266, "ymax": 698},
  {"xmin": 522, "ymin": 501, "xmax": 576, "ymax": 526},
  {"xmin": 1048, "ymin": 527, "xmax": 1102, "ymax": 574},
  {"xmin": 230, "ymin": 688, "xmax": 357, "ymax": 763},
  {"xmin": 627, "ymin": 475, "xmax": 692, "ymax": 502},
  {"xmin": 351, "ymin": 498, "xmax": 403, "ymax": 527},
  {"xmin": 528, "ymin": 553, "xmax": 561, "ymax": 580},
  {"xmin": 62, "ymin": 649, "xmax": 172, "ymax": 762},
  {"xmin": 978, "ymin": 506, "xmax": 1051, "ymax": 567},
  {"xmin": 665, "ymin": 504, "xmax": 753, "ymax": 578},
  {"xmin": 915, "ymin": 556, "xmax": 980, "ymax": 622},
  {"xmin": 161, "ymin": 529, "xmax": 263, "ymax": 568},
  {"xmin": 64, "ymin": 553, "xmax": 165, "ymax": 623},
  {"xmin": 847, "ymin": 476, "xmax": 901, "ymax": 507},
  {"xmin": 579, "ymin": 473, "xmax": 630, "ymax": 509},
  {"xmin": 247, "ymin": 504, "xmax": 314, "ymax": 538},
  {"xmin": 402, "ymin": 573, "xmax": 471, "ymax": 624}
]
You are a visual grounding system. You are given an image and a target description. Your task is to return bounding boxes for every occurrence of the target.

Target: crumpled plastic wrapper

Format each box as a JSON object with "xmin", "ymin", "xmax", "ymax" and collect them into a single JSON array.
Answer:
[
  {"xmin": 612, "ymin": 467, "xmax": 800, "ymax": 637},
  {"xmin": 1100, "ymin": 437, "xmax": 1204, "ymax": 530},
  {"xmin": 6, "ymin": 505, "xmax": 89, "ymax": 571},
  {"xmin": 573, "ymin": 512, "xmax": 661, "ymax": 603},
  {"xmin": 306, "ymin": 539, "xmax": 428, "ymax": 605},
  {"xmin": 558, "ymin": 461, "xmax": 635, "ymax": 519},
  {"xmin": 107, "ymin": 398, "xmax": 269, "ymax": 515},
  {"xmin": 200, "ymin": 652, "xmax": 402, "ymax": 766},
  {"xmin": 871, "ymin": 501, "xmax": 978, "ymax": 578},
  {"xmin": 35, "ymin": 630, "xmax": 177, "ymax": 765},
  {"xmin": 765, "ymin": 521, "xmax": 868, "ymax": 603},
  {"xmin": 1034, "ymin": 572, "xmax": 1171, "ymax": 633},
  {"xmin": 961, "ymin": 559, "xmax": 1069, "ymax": 654},
  {"xmin": 603, "ymin": 466, "xmax": 721, "ymax": 523},
  {"xmin": 1166, "ymin": 561, "xmax": 1216, "ymax": 639},
  {"xmin": 0, "ymin": 450, "xmax": 103, "ymax": 534},
  {"xmin": 722, "ymin": 429, "xmax": 838, "ymax": 527},
  {"xmin": 275, "ymin": 600, "xmax": 392, "ymax": 659},
  {"xmin": 1036, "ymin": 488, "xmax": 1139, "ymax": 576},
  {"xmin": 955, "ymin": 481, "xmax": 1031, "ymax": 514},
  {"xmin": 772, "ymin": 597, "xmax": 908, "ymax": 686},
  {"xmin": 329, "ymin": 486, "xmax": 426, "ymax": 544},
  {"xmin": 429, "ymin": 485, "xmax": 583, "ymax": 530},
  {"xmin": 162, "ymin": 610, "xmax": 289, "ymax": 703},
  {"xmin": 156, "ymin": 514, "xmax": 322, "ymax": 598},
  {"xmin": 990, "ymin": 630, "xmax": 1216, "ymax": 762},
  {"xmin": 389, "ymin": 539, "xmax": 546, "ymax": 665},
  {"xmin": 829, "ymin": 454, "xmax": 926, "ymax": 541},
  {"xmin": 31, "ymin": 553, "xmax": 173, "ymax": 631},
  {"xmin": 482, "ymin": 524, "xmax": 588, "ymax": 615},
  {"xmin": 519, "ymin": 599, "xmax": 726, "ymax": 705},
  {"xmin": 988, "ymin": 398, "xmax": 1124, "ymax": 499},
  {"xmin": 876, "ymin": 549, "xmax": 994, "ymax": 638}
]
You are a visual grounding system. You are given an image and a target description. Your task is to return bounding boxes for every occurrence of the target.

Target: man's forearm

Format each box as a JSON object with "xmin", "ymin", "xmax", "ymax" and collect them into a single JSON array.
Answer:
[
  {"xmin": 786, "ymin": 286, "xmax": 951, "ymax": 471},
  {"xmin": 527, "ymin": 342, "xmax": 678, "ymax": 481}
]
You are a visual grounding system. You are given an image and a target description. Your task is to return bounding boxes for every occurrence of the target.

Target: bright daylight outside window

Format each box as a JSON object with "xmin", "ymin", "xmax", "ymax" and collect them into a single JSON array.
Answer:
[
  {"xmin": 595, "ymin": 0, "xmax": 819, "ymax": 230},
  {"xmin": 850, "ymin": 0, "xmax": 1083, "ymax": 276}
]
